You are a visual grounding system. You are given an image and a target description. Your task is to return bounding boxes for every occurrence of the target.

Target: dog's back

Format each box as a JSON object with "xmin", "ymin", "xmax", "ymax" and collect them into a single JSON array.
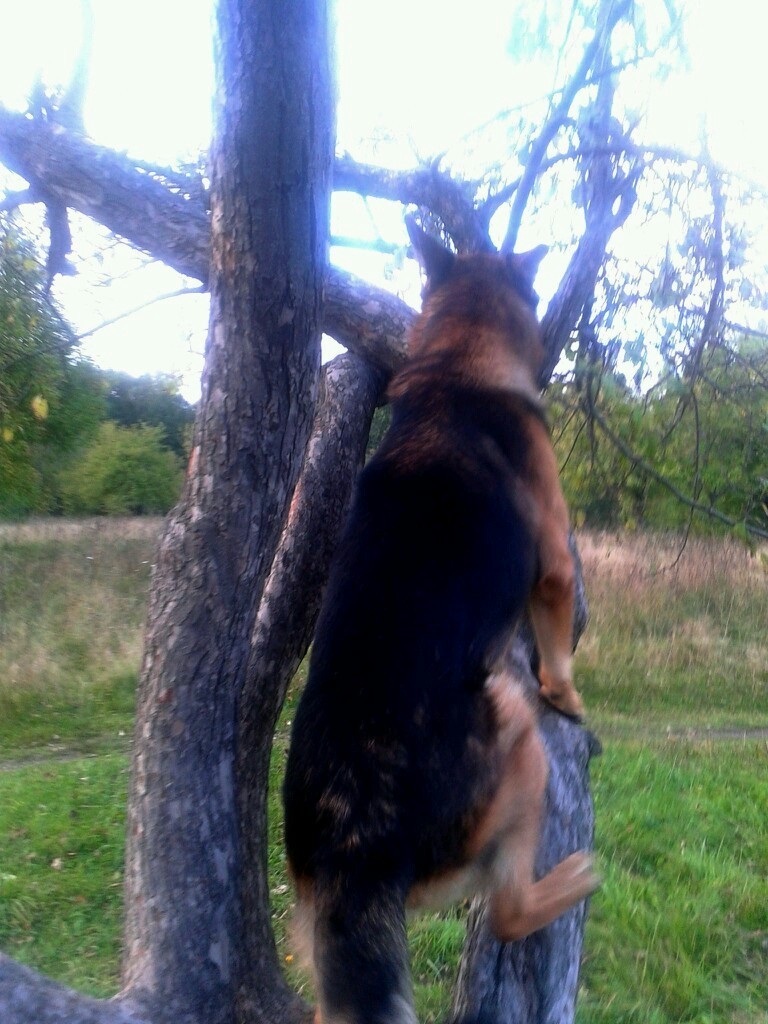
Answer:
[
  {"xmin": 283, "ymin": 222, "xmax": 595, "ymax": 1024},
  {"xmin": 284, "ymin": 388, "xmax": 538, "ymax": 1024}
]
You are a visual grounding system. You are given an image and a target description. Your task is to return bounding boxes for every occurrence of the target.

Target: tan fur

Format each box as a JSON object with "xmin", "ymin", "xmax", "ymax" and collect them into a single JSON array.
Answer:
[
  {"xmin": 407, "ymin": 676, "xmax": 596, "ymax": 944},
  {"xmin": 400, "ymin": 238, "xmax": 585, "ymax": 719}
]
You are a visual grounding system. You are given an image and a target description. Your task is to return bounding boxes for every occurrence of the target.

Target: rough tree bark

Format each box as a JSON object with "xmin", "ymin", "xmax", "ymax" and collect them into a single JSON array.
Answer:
[
  {"xmin": 119, "ymin": 2, "xmax": 334, "ymax": 1023},
  {"xmin": 236, "ymin": 352, "xmax": 385, "ymax": 1020}
]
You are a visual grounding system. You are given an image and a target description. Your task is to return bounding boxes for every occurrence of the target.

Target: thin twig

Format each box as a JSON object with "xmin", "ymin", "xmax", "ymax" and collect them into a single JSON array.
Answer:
[
  {"xmin": 77, "ymin": 286, "xmax": 206, "ymax": 340},
  {"xmin": 502, "ymin": 0, "xmax": 632, "ymax": 251},
  {"xmin": 330, "ymin": 234, "xmax": 400, "ymax": 255}
]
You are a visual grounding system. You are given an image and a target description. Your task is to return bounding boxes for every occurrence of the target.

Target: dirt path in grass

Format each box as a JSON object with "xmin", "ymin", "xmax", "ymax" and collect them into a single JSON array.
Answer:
[
  {"xmin": 662, "ymin": 726, "xmax": 768, "ymax": 742},
  {"xmin": 2, "ymin": 727, "xmax": 767, "ymax": 774},
  {"xmin": 0, "ymin": 737, "xmax": 131, "ymax": 772}
]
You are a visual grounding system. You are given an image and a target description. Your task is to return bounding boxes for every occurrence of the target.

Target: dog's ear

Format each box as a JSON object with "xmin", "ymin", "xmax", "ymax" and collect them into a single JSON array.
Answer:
[
  {"xmin": 405, "ymin": 215, "xmax": 455, "ymax": 291},
  {"xmin": 505, "ymin": 244, "xmax": 548, "ymax": 288}
]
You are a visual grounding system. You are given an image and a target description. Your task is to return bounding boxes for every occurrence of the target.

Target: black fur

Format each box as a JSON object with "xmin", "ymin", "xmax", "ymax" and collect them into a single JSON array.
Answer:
[{"xmin": 283, "ymin": 370, "xmax": 546, "ymax": 1023}]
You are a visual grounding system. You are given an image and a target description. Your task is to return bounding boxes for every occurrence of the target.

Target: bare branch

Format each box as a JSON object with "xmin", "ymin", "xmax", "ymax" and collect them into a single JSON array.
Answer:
[
  {"xmin": 238, "ymin": 352, "xmax": 384, "ymax": 1001},
  {"xmin": 334, "ymin": 153, "xmax": 489, "ymax": 252},
  {"xmin": 0, "ymin": 106, "xmax": 414, "ymax": 373},
  {"xmin": 324, "ymin": 265, "xmax": 413, "ymax": 376},
  {"xmin": 685, "ymin": 154, "xmax": 726, "ymax": 383},
  {"xmin": 0, "ymin": 953, "xmax": 148, "ymax": 1024},
  {"xmin": 0, "ymin": 187, "xmax": 39, "ymax": 212},
  {"xmin": 482, "ymin": 141, "xmax": 721, "ymax": 224},
  {"xmin": 0, "ymin": 105, "xmax": 211, "ymax": 280},
  {"xmin": 77, "ymin": 285, "xmax": 206, "ymax": 340},
  {"xmin": 330, "ymin": 233, "xmax": 400, "ymax": 255},
  {"xmin": 456, "ymin": 47, "xmax": 664, "ymax": 163},
  {"xmin": 43, "ymin": 198, "xmax": 75, "ymax": 290},
  {"xmin": 501, "ymin": 0, "xmax": 632, "ymax": 251},
  {"xmin": 538, "ymin": 22, "xmax": 643, "ymax": 385}
]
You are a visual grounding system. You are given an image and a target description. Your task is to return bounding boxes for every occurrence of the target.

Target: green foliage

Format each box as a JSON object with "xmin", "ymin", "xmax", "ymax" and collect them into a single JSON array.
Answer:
[
  {"xmin": 0, "ymin": 226, "xmax": 196, "ymax": 520},
  {"xmin": 0, "ymin": 227, "xmax": 106, "ymax": 517},
  {"xmin": 552, "ymin": 342, "xmax": 768, "ymax": 536},
  {"xmin": 0, "ymin": 229, "xmax": 73, "ymax": 430},
  {"xmin": 102, "ymin": 370, "xmax": 195, "ymax": 458},
  {"xmin": 60, "ymin": 422, "xmax": 184, "ymax": 515},
  {"xmin": 365, "ymin": 404, "xmax": 391, "ymax": 459}
]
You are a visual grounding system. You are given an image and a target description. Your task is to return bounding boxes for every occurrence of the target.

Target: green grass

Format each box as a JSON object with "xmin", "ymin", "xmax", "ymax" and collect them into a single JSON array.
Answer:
[
  {"xmin": 1, "ymin": 522, "xmax": 767, "ymax": 1021},
  {"xmin": 579, "ymin": 741, "xmax": 768, "ymax": 1024},
  {"xmin": 0, "ymin": 753, "xmax": 128, "ymax": 996}
]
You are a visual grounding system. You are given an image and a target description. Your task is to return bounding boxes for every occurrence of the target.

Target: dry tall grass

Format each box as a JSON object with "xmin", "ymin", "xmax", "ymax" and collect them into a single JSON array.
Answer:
[
  {"xmin": 0, "ymin": 516, "xmax": 162, "ymax": 545},
  {"xmin": 578, "ymin": 529, "xmax": 767, "ymax": 590},
  {"xmin": 1, "ymin": 520, "xmax": 764, "ymax": 739},
  {"xmin": 575, "ymin": 530, "xmax": 768, "ymax": 733},
  {"xmin": 0, "ymin": 518, "xmax": 162, "ymax": 706}
]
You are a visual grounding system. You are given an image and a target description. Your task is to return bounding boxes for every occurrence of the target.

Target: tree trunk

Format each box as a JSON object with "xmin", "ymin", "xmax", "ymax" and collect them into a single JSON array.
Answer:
[
  {"xmin": 236, "ymin": 352, "xmax": 385, "ymax": 1020},
  {"xmin": 119, "ymin": 2, "xmax": 333, "ymax": 1023},
  {"xmin": 452, "ymin": 541, "xmax": 598, "ymax": 1024}
]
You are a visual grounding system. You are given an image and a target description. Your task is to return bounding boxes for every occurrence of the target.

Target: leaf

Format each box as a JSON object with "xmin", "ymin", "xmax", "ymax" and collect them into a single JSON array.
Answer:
[{"xmin": 30, "ymin": 395, "xmax": 49, "ymax": 421}]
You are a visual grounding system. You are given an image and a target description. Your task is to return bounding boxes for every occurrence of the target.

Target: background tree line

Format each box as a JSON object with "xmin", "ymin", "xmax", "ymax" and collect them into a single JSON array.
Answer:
[
  {"xmin": 0, "ymin": 224, "xmax": 194, "ymax": 518},
  {"xmin": 8, "ymin": 199, "xmax": 766, "ymax": 535},
  {"xmin": 551, "ymin": 339, "xmax": 768, "ymax": 537}
]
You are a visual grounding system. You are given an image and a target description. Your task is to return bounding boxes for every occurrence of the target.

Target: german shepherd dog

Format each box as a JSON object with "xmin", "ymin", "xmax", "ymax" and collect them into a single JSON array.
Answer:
[{"xmin": 283, "ymin": 218, "xmax": 598, "ymax": 1024}]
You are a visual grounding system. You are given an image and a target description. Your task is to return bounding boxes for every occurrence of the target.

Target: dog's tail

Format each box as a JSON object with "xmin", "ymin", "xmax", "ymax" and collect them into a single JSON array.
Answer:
[{"xmin": 308, "ymin": 871, "xmax": 415, "ymax": 1024}]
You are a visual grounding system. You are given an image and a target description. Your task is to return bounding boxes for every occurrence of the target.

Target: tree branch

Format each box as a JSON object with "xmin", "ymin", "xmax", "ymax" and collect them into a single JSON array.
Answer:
[
  {"xmin": 0, "ymin": 106, "xmax": 211, "ymax": 279},
  {"xmin": 324, "ymin": 266, "xmax": 412, "ymax": 375},
  {"xmin": 237, "ymin": 352, "xmax": 385, "ymax": 1017},
  {"xmin": 334, "ymin": 153, "xmax": 488, "ymax": 253},
  {"xmin": 501, "ymin": 0, "xmax": 632, "ymax": 252},
  {"xmin": 0, "ymin": 954, "xmax": 148, "ymax": 1024},
  {"xmin": 538, "ymin": 24, "xmax": 642, "ymax": 386},
  {"xmin": 0, "ymin": 105, "xmax": 414, "ymax": 374},
  {"xmin": 684, "ymin": 154, "xmax": 726, "ymax": 384},
  {"xmin": 482, "ymin": 141, "xmax": 721, "ymax": 224},
  {"xmin": 330, "ymin": 233, "xmax": 400, "ymax": 255},
  {"xmin": 0, "ymin": 187, "xmax": 39, "ymax": 211}
]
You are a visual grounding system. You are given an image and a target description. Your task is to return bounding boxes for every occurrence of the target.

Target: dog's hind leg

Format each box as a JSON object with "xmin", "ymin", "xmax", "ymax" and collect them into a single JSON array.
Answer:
[
  {"xmin": 491, "ymin": 849, "xmax": 598, "ymax": 942},
  {"xmin": 470, "ymin": 678, "xmax": 597, "ymax": 941}
]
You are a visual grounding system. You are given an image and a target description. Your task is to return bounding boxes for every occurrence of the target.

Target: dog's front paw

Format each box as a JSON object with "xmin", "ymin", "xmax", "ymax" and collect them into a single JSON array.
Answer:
[{"xmin": 538, "ymin": 671, "xmax": 585, "ymax": 721}]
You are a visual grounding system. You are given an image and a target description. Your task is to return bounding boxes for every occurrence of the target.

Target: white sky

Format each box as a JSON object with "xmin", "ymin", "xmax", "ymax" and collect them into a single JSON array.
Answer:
[{"xmin": 0, "ymin": 0, "xmax": 766, "ymax": 400}]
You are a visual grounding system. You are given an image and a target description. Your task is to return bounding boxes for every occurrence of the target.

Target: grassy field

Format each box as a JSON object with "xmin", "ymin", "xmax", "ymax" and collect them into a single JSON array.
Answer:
[{"xmin": 0, "ymin": 520, "xmax": 766, "ymax": 1020}]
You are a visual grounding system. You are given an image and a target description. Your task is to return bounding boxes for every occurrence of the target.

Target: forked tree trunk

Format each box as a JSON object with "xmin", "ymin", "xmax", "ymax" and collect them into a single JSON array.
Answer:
[
  {"xmin": 119, "ymin": 2, "xmax": 334, "ymax": 1022},
  {"xmin": 236, "ymin": 352, "xmax": 385, "ymax": 1020}
]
